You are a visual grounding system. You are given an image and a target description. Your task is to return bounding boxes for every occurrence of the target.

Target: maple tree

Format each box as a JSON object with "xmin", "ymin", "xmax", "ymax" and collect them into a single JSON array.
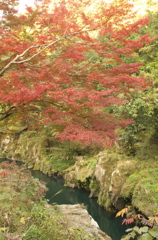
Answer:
[{"xmin": 0, "ymin": 0, "xmax": 154, "ymax": 147}]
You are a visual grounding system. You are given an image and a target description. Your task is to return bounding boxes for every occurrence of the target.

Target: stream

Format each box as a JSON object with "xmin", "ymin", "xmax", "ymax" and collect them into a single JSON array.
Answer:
[
  {"xmin": 31, "ymin": 170, "xmax": 128, "ymax": 240},
  {"xmin": 0, "ymin": 159, "xmax": 127, "ymax": 240}
]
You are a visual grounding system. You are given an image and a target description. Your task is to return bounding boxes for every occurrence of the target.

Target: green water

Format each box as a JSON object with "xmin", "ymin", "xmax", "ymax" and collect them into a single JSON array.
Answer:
[
  {"xmin": 0, "ymin": 159, "xmax": 127, "ymax": 240},
  {"xmin": 31, "ymin": 170, "xmax": 128, "ymax": 240}
]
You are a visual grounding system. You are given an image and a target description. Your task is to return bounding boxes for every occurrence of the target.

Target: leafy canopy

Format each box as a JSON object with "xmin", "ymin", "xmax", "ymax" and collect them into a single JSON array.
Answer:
[{"xmin": 0, "ymin": 0, "xmax": 154, "ymax": 147}]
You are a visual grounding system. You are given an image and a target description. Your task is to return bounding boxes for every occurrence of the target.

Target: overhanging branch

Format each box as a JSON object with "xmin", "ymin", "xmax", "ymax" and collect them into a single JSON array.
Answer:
[{"xmin": 0, "ymin": 24, "xmax": 101, "ymax": 77}]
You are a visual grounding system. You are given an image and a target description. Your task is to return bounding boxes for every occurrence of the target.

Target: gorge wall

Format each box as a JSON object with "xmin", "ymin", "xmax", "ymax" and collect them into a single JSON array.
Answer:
[{"xmin": 0, "ymin": 131, "xmax": 157, "ymax": 216}]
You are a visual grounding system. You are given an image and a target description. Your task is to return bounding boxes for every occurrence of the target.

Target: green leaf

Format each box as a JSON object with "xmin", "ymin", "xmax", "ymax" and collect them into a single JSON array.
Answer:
[
  {"xmin": 129, "ymin": 232, "xmax": 136, "ymax": 238},
  {"xmin": 125, "ymin": 228, "xmax": 133, "ymax": 232},
  {"xmin": 142, "ymin": 227, "xmax": 148, "ymax": 233},
  {"xmin": 133, "ymin": 226, "xmax": 139, "ymax": 232},
  {"xmin": 152, "ymin": 226, "xmax": 158, "ymax": 231},
  {"xmin": 0, "ymin": 227, "xmax": 7, "ymax": 232},
  {"xmin": 137, "ymin": 233, "xmax": 153, "ymax": 240},
  {"xmin": 0, "ymin": 56, "xmax": 10, "ymax": 61},
  {"xmin": 148, "ymin": 226, "xmax": 158, "ymax": 238},
  {"xmin": 138, "ymin": 226, "xmax": 148, "ymax": 234},
  {"xmin": 121, "ymin": 235, "xmax": 133, "ymax": 240}
]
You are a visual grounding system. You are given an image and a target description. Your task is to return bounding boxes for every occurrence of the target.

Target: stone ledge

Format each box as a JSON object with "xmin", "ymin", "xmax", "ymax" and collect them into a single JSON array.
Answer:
[{"xmin": 59, "ymin": 204, "xmax": 112, "ymax": 240}]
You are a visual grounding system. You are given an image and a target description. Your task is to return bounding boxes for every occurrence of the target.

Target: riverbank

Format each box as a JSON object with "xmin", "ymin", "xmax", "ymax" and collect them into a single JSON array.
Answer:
[
  {"xmin": 0, "ymin": 131, "xmax": 158, "ymax": 217},
  {"xmin": 0, "ymin": 161, "xmax": 111, "ymax": 240}
]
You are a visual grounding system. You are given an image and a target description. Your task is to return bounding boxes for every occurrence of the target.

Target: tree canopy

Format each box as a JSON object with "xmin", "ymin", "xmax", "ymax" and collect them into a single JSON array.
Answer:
[{"xmin": 0, "ymin": 0, "xmax": 154, "ymax": 147}]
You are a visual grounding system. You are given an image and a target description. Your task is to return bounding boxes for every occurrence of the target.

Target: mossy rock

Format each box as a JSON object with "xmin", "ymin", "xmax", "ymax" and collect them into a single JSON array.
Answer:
[
  {"xmin": 120, "ymin": 168, "xmax": 158, "ymax": 215},
  {"xmin": 89, "ymin": 178, "xmax": 100, "ymax": 193},
  {"xmin": 76, "ymin": 165, "xmax": 95, "ymax": 182},
  {"xmin": 98, "ymin": 191, "xmax": 112, "ymax": 211}
]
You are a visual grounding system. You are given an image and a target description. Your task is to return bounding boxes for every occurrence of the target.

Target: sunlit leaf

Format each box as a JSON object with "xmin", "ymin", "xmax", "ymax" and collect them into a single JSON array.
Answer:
[
  {"xmin": 125, "ymin": 228, "xmax": 133, "ymax": 232},
  {"xmin": 0, "ymin": 227, "xmax": 7, "ymax": 232},
  {"xmin": 20, "ymin": 217, "xmax": 25, "ymax": 224},
  {"xmin": 133, "ymin": 226, "xmax": 139, "ymax": 232},
  {"xmin": 116, "ymin": 207, "xmax": 129, "ymax": 217}
]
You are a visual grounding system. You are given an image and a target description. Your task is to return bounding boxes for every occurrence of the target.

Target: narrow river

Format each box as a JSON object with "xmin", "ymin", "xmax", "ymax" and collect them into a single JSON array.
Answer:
[
  {"xmin": 31, "ymin": 169, "xmax": 127, "ymax": 240},
  {"xmin": 0, "ymin": 159, "xmax": 127, "ymax": 240}
]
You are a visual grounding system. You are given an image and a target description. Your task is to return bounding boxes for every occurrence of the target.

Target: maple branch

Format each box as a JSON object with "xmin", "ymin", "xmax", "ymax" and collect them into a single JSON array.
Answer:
[
  {"xmin": 33, "ymin": 99, "xmax": 67, "ymax": 110},
  {"xmin": 0, "ymin": 106, "xmax": 16, "ymax": 121},
  {"xmin": 0, "ymin": 23, "xmax": 101, "ymax": 77},
  {"xmin": 0, "ymin": 43, "xmax": 44, "ymax": 77}
]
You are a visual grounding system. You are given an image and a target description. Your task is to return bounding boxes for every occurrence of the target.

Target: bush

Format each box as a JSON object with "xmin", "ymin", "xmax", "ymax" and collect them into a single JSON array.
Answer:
[{"xmin": 0, "ymin": 161, "xmax": 98, "ymax": 240}]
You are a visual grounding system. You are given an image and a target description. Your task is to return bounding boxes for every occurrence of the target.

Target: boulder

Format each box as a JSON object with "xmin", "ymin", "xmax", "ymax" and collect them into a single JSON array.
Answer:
[{"xmin": 59, "ymin": 204, "xmax": 112, "ymax": 240}]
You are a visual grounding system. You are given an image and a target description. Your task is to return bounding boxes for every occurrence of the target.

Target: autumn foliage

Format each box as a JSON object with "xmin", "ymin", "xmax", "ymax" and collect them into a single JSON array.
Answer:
[{"xmin": 0, "ymin": 0, "xmax": 154, "ymax": 147}]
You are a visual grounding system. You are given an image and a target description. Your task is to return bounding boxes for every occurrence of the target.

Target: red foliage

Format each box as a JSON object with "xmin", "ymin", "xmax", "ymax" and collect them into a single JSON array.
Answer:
[
  {"xmin": 0, "ymin": 170, "xmax": 8, "ymax": 178},
  {"xmin": 122, "ymin": 218, "xmax": 135, "ymax": 225},
  {"xmin": 0, "ymin": 0, "xmax": 154, "ymax": 147},
  {"xmin": 141, "ymin": 218, "xmax": 154, "ymax": 227}
]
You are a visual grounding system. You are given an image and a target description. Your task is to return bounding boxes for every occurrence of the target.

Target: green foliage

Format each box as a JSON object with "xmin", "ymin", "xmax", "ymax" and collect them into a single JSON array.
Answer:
[
  {"xmin": 45, "ymin": 138, "xmax": 100, "ymax": 171},
  {"xmin": 75, "ymin": 157, "xmax": 98, "ymax": 190},
  {"xmin": 116, "ymin": 205, "xmax": 158, "ymax": 240},
  {"xmin": 46, "ymin": 147, "xmax": 76, "ymax": 171},
  {"xmin": 120, "ymin": 167, "xmax": 158, "ymax": 215},
  {"xmin": 121, "ymin": 226, "xmax": 158, "ymax": 240},
  {"xmin": 0, "ymin": 162, "xmax": 100, "ymax": 240},
  {"xmin": 114, "ymin": 88, "xmax": 158, "ymax": 156},
  {"xmin": 113, "ymin": 8, "xmax": 158, "ymax": 156}
]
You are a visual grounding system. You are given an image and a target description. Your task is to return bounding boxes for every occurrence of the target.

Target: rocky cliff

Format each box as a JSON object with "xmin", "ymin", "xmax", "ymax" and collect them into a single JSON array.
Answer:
[{"xmin": 0, "ymin": 132, "xmax": 158, "ymax": 216}]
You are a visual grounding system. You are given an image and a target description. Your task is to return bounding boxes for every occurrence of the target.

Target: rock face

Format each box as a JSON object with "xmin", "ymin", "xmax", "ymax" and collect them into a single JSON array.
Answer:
[
  {"xmin": 59, "ymin": 204, "xmax": 112, "ymax": 240},
  {"xmin": 96, "ymin": 152, "xmax": 137, "ymax": 210},
  {"xmin": 65, "ymin": 151, "xmax": 137, "ymax": 211},
  {"xmin": 2, "ymin": 132, "xmax": 156, "ymax": 216},
  {"xmin": 0, "ymin": 133, "xmax": 54, "ymax": 175}
]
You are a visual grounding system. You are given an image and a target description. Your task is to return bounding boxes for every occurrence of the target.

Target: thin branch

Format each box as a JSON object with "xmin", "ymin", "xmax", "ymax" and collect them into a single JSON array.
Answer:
[
  {"xmin": 14, "ymin": 38, "xmax": 65, "ymax": 64},
  {"xmin": 0, "ymin": 106, "xmax": 16, "ymax": 121},
  {"xmin": 0, "ymin": 24, "xmax": 99, "ymax": 77}
]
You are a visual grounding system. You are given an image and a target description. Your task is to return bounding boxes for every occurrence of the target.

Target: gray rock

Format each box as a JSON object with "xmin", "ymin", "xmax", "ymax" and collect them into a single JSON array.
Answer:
[{"xmin": 59, "ymin": 204, "xmax": 112, "ymax": 240}]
